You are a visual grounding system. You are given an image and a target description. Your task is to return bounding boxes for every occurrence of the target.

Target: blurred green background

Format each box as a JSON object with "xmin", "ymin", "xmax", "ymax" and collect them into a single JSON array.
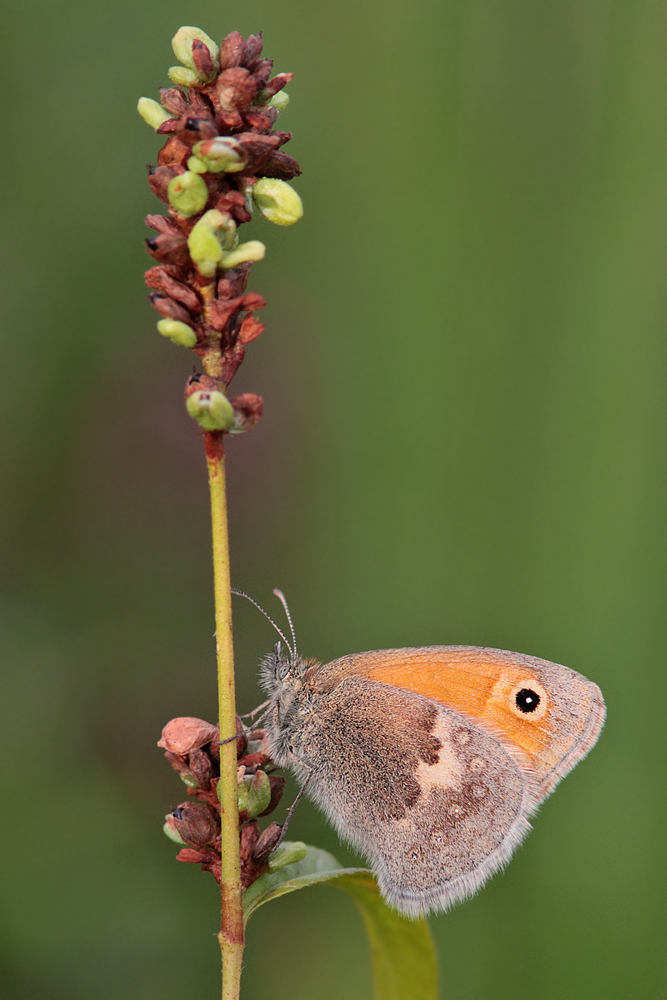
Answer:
[{"xmin": 1, "ymin": 0, "xmax": 666, "ymax": 997}]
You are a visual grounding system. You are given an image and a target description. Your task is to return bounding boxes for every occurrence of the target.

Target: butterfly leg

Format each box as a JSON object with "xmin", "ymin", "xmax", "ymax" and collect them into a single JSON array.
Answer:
[
  {"xmin": 239, "ymin": 699, "xmax": 271, "ymax": 720},
  {"xmin": 273, "ymin": 767, "xmax": 313, "ymax": 850}
]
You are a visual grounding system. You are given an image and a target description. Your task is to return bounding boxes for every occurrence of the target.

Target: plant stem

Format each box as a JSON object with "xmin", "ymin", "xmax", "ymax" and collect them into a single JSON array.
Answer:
[{"xmin": 205, "ymin": 431, "xmax": 244, "ymax": 1000}]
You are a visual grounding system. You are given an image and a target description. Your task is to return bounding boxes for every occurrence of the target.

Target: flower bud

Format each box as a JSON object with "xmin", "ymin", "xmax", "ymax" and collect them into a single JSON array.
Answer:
[
  {"xmin": 163, "ymin": 818, "xmax": 188, "ymax": 846},
  {"xmin": 158, "ymin": 717, "xmax": 219, "ymax": 755},
  {"xmin": 187, "ymin": 155, "xmax": 208, "ymax": 174},
  {"xmin": 186, "ymin": 388, "xmax": 235, "ymax": 432},
  {"xmin": 192, "ymin": 137, "xmax": 247, "ymax": 174},
  {"xmin": 188, "ymin": 747, "xmax": 216, "ymax": 786},
  {"xmin": 157, "ymin": 318, "xmax": 197, "ymax": 348},
  {"xmin": 269, "ymin": 90, "xmax": 290, "ymax": 112},
  {"xmin": 137, "ymin": 97, "xmax": 173, "ymax": 130},
  {"xmin": 172, "ymin": 26, "xmax": 220, "ymax": 76},
  {"xmin": 167, "ymin": 66, "xmax": 203, "ymax": 88},
  {"xmin": 163, "ymin": 751, "xmax": 200, "ymax": 788},
  {"xmin": 220, "ymin": 240, "xmax": 266, "ymax": 270},
  {"xmin": 228, "ymin": 393, "xmax": 264, "ymax": 433},
  {"xmin": 167, "ymin": 171, "xmax": 208, "ymax": 217},
  {"xmin": 268, "ymin": 841, "xmax": 308, "ymax": 871},
  {"xmin": 237, "ymin": 768, "xmax": 272, "ymax": 818},
  {"xmin": 168, "ymin": 802, "xmax": 218, "ymax": 849},
  {"xmin": 252, "ymin": 178, "xmax": 303, "ymax": 226},
  {"xmin": 187, "ymin": 209, "xmax": 235, "ymax": 276}
]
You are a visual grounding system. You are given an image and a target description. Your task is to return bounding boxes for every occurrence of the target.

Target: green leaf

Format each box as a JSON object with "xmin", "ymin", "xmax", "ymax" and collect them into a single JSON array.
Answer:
[
  {"xmin": 242, "ymin": 842, "xmax": 346, "ymax": 924},
  {"xmin": 243, "ymin": 844, "xmax": 438, "ymax": 1000}
]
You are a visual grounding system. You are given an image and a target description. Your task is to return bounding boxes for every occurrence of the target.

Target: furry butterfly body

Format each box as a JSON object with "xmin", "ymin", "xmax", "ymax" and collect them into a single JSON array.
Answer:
[{"xmin": 261, "ymin": 644, "xmax": 605, "ymax": 917}]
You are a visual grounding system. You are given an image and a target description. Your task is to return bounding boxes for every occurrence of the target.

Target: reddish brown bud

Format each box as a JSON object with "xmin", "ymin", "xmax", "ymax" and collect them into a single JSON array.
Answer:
[
  {"xmin": 240, "ymin": 819, "xmax": 261, "ymax": 855},
  {"xmin": 149, "ymin": 294, "xmax": 192, "ymax": 324},
  {"xmin": 158, "ymin": 717, "xmax": 219, "ymax": 755},
  {"xmin": 145, "ymin": 233, "xmax": 190, "ymax": 267},
  {"xmin": 184, "ymin": 373, "xmax": 222, "ymax": 399},
  {"xmin": 263, "ymin": 151, "xmax": 302, "ymax": 180},
  {"xmin": 217, "ymin": 67, "xmax": 257, "ymax": 112},
  {"xmin": 233, "ymin": 132, "xmax": 282, "ymax": 172},
  {"xmin": 182, "ymin": 116, "xmax": 218, "ymax": 140},
  {"xmin": 228, "ymin": 393, "xmax": 264, "ymax": 433},
  {"xmin": 219, "ymin": 31, "xmax": 245, "ymax": 70},
  {"xmin": 158, "ymin": 87, "xmax": 190, "ymax": 116},
  {"xmin": 220, "ymin": 340, "xmax": 246, "ymax": 385},
  {"xmin": 168, "ymin": 802, "xmax": 219, "ymax": 849},
  {"xmin": 237, "ymin": 752, "xmax": 271, "ymax": 768},
  {"xmin": 157, "ymin": 136, "xmax": 191, "ymax": 168},
  {"xmin": 148, "ymin": 164, "xmax": 177, "ymax": 203},
  {"xmin": 244, "ymin": 109, "xmax": 277, "ymax": 132},
  {"xmin": 263, "ymin": 72, "xmax": 293, "ymax": 98},
  {"xmin": 218, "ymin": 110, "xmax": 244, "ymax": 131},
  {"xmin": 163, "ymin": 749, "xmax": 194, "ymax": 781},
  {"xmin": 208, "ymin": 297, "xmax": 243, "ymax": 333},
  {"xmin": 188, "ymin": 747, "xmax": 216, "ymax": 786},
  {"xmin": 156, "ymin": 118, "xmax": 181, "ymax": 135},
  {"xmin": 145, "ymin": 269, "xmax": 201, "ymax": 313},
  {"xmin": 176, "ymin": 847, "xmax": 208, "ymax": 864},
  {"xmin": 240, "ymin": 292, "xmax": 267, "ymax": 312},
  {"xmin": 252, "ymin": 59, "xmax": 274, "ymax": 88},
  {"xmin": 192, "ymin": 38, "xmax": 215, "ymax": 78},
  {"xmin": 145, "ymin": 214, "xmax": 182, "ymax": 236},
  {"xmin": 238, "ymin": 314, "xmax": 265, "ymax": 345},
  {"xmin": 252, "ymin": 822, "xmax": 283, "ymax": 860},
  {"xmin": 242, "ymin": 33, "xmax": 264, "ymax": 68},
  {"xmin": 217, "ymin": 266, "xmax": 251, "ymax": 300}
]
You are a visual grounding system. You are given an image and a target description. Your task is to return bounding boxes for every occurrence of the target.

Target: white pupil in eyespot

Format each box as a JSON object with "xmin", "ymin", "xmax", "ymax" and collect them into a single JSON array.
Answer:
[{"xmin": 515, "ymin": 687, "xmax": 541, "ymax": 713}]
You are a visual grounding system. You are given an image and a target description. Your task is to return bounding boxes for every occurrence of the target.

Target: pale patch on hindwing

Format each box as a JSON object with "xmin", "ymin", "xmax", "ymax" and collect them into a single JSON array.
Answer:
[{"xmin": 364, "ymin": 704, "xmax": 534, "ymax": 916}]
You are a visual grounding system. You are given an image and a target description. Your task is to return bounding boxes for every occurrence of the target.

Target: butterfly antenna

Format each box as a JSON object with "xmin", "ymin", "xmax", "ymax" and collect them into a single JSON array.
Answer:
[
  {"xmin": 231, "ymin": 589, "xmax": 294, "ymax": 657},
  {"xmin": 272, "ymin": 588, "xmax": 298, "ymax": 657}
]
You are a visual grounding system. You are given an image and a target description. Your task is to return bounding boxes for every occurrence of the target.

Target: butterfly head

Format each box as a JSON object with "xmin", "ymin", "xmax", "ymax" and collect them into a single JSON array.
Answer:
[{"xmin": 259, "ymin": 643, "xmax": 322, "ymax": 765}]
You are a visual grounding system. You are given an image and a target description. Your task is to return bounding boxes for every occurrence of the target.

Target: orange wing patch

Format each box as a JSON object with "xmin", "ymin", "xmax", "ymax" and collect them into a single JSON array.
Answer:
[{"xmin": 357, "ymin": 648, "xmax": 554, "ymax": 763}]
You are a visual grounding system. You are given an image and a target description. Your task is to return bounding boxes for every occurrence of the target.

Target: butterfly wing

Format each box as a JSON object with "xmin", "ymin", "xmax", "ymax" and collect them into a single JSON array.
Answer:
[
  {"xmin": 298, "ymin": 672, "xmax": 536, "ymax": 917},
  {"xmin": 368, "ymin": 700, "xmax": 538, "ymax": 917},
  {"xmin": 317, "ymin": 645, "xmax": 605, "ymax": 802}
]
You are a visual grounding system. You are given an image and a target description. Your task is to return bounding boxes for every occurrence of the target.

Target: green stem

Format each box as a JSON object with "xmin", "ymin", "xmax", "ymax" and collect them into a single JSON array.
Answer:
[{"xmin": 205, "ymin": 431, "xmax": 244, "ymax": 1000}]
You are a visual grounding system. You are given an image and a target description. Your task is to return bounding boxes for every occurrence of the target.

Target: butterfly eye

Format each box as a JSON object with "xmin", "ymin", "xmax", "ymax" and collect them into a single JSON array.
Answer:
[
  {"xmin": 515, "ymin": 688, "xmax": 540, "ymax": 713},
  {"xmin": 277, "ymin": 662, "xmax": 290, "ymax": 680}
]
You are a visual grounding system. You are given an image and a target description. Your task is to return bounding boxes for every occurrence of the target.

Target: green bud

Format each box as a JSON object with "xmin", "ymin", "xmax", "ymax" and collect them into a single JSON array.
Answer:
[
  {"xmin": 187, "ymin": 156, "xmax": 208, "ymax": 174},
  {"xmin": 178, "ymin": 772, "xmax": 199, "ymax": 788},
  {"xmin": 269, "ymin": 91, "xmax": 290, "ymax": 112},
  {"xmin": 237, "ymin": 769, "xmax": 272, "ymax": 818},
  {"xmin": 137, "ymin": 97, "xmax": 173, "ymax": 130},
  {"xmin": 172, "ymin": 26, "xmax": 220, "ymax": 73},
  {"xmin": 192, "ymin": 137, "xmax": 246, "ymax": 174},
  {"xmin": 252, "ymin": 178, "xmax": 303, "ymax": 226},
  {"xmin": 187, "ymin": 209, "xmax": 235, "ymax": 276},
  {"xmin": 157, "ymin": 319, "xmax": 197, "ymax": 348},
  {"xmin": 168, "ymin": 66, "xmax": 202, "ymax": 88},
  {"xmin": 268, "ymin": 841, "xmax": 308, "ymax": 871},
  {"xmin": 167, "ymin": 171, "xmax": 208, "ymax": 218},
  {"xmin": 186, "ymin": 388, "xmax": 235, "ymax": 431},
  {"xmin": 163, "ymin": 820, "xmax": 188, "ymax": 846},
  {"xmin": 220, "ymin": 240, "xmax": 266, "ymax": 270}
]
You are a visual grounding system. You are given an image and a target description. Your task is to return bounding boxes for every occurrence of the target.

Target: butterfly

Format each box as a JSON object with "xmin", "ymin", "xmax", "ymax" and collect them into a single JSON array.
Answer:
[{"xmin": 240, "ymin": 591, "xmax": 605, "ymax": 917}]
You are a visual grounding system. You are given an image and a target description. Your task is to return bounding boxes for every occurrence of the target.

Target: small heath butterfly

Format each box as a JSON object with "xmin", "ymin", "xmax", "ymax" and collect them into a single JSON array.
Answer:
[{"xmin": 244, "ymin": 593, "xmax": 606, "ymax": 917}]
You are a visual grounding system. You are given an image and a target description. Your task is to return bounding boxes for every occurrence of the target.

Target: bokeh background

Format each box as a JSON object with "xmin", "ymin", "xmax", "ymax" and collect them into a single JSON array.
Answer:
[{"xmin": 2, "ymin": 0, "xmax": 666, "ymax": 997}]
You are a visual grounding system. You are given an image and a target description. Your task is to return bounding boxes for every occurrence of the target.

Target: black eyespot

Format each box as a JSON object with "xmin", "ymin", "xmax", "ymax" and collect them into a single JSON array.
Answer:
[{"xmin": 515, "ymin": 688, "xmax": 541, "ymax": 713}]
